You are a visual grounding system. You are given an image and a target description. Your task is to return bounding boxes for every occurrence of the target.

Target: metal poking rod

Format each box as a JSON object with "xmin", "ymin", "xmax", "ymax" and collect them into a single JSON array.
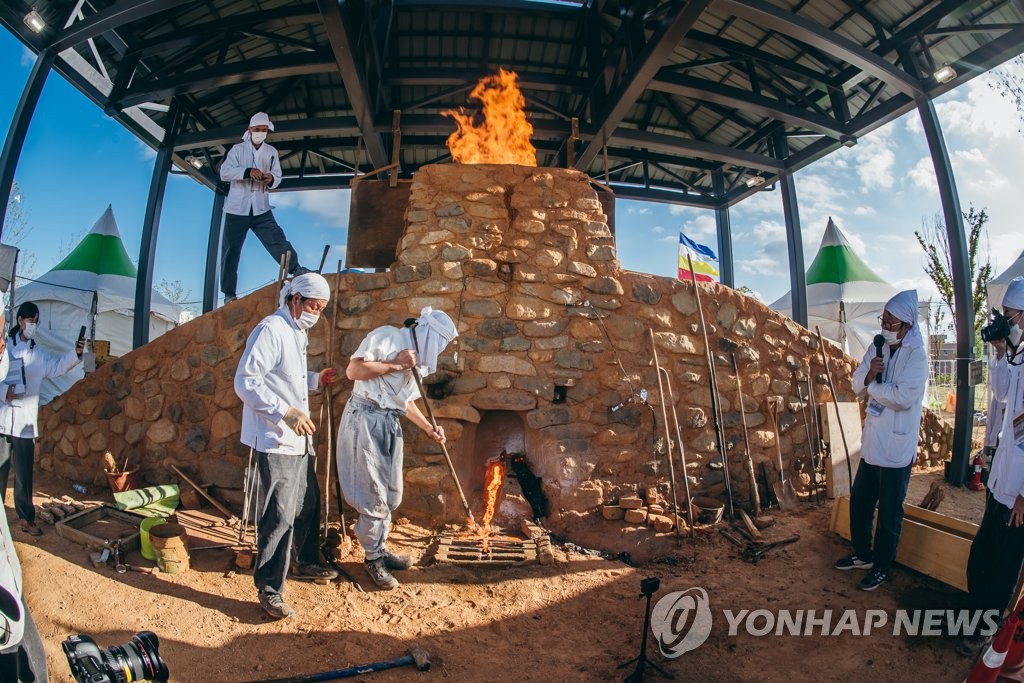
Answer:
[{"xmin": 649, "ymin": 330, "xmax": 684, "ymax": 544}]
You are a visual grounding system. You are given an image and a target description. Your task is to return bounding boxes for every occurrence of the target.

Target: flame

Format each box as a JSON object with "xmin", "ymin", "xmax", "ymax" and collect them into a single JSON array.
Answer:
[
  {"xmin": 478, "ymin": 458, "xmax": 506, "ymax": 551},
  {"xmin": 443, "ymin": 69, "xmax": 537, "ymax": 166}
]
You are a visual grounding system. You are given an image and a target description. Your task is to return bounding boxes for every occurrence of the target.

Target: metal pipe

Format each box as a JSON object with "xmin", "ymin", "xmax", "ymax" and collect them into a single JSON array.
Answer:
[
  {"xmin": 656, "ymin": 364, "xmax": 696, "ymax": 539},
  {"xmin": 815, "ymin": 327, "xmax": 854, "ymax": 490},
  {"xmin": 731, "ymin": 353, "xmax": 760, "ymax": 514},
  {"xmin": 649, "ymin": 330, "xmax": 683, "ymax": 544}
]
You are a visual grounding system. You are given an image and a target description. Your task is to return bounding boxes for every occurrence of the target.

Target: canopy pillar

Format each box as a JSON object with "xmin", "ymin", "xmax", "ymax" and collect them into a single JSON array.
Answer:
[
  {"xmin": 773, "ymin": 132, "xmax": 807, "ymax": 326},
  {"xmin": 203, "ymin": 190, "xmax": 226, "ymax": 313},
  {"xmin": 714, "ymin": 170, "xmax": 735, "ymax": 287}
]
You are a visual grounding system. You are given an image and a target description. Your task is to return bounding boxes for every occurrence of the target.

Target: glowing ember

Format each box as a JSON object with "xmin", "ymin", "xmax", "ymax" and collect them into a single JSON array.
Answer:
[
  {"xmin": 443, "ymin": 69, "xmax": 537, "ymax": 166},
  {"xmin": 478, "ymin": 457, "xmax": 506, "ymax": 551}
]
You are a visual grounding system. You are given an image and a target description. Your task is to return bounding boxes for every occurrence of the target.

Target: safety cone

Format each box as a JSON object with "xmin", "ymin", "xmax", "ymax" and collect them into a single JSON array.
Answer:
[
  {"xmin": 999, "ymin": 617, "xmax": 1024, "ymax": 680},
  {"xmin": 968, "ymin": 455, "xmax": 986, "ymax": 492},
  {"xmin": 966, "ymin": 614, "xmax": 1019, "ymax": 683}
]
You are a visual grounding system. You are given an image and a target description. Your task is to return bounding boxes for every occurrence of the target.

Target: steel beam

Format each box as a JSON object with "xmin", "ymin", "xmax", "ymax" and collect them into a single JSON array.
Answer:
[
  {"xmin": 0, "ymin": 49, "xmax": 53, "ymax": 243},
  {"xmin": 611, "ymin": 128, "xmax": 784, "ymax": 172},
  {"xmin": 919, "ymin": 100, "xmax": 973, "ymax": 486},
  {"xmin": 606, "ymin": 184, "xmax": 718, "ymax": 210},
  {"xmin": 575, "ymin": 0, "xmax": 711, "ymax": 169},
  {"xmin": 175, "ymin": 116, "xmax": 362, "ymax": 150},
  {"xmin": 49, "ymin": 0, "xmax": 193, "ymax": 52},
  {"xmin": 714, "ymin": 171, "xmax": 735, "ymax": 287},
  {"xmin": 203, "ymin": 190, "xmax": 225, "ymax": 313},
  {"xmin": 317, "ymin": 0, "xmax": 389, "ymax": 169},
  {"xmin": 718, "ymin": 0, "xmax": 925, "ymax": 99},
  {"xmin": 382, "ymin": 68, "xmax": 588, "ymax": 93},
  {"xmin": 773, "ymin": 132, "xmax": 807, "ymax": 327},
  {"xmin": 134, "ymin": 102, "xmax": 181, "ymax": 348}
]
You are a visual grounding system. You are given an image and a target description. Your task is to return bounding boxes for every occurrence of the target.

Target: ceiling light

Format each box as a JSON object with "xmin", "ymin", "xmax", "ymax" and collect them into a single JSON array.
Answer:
[
  {"xmin": 23, "ymin": 9, "xmax": 45, "ymax": 33},
  {"xmin": 745, "ymin": 175, "xmax": 766, "ymax": 188},
  {"xmin": 933, "ymin": 64, "xmax": 957, "ymax": 84},
  {"xmin": 186, "ymin": 155, "xmax": 203, "ymax": 169}
]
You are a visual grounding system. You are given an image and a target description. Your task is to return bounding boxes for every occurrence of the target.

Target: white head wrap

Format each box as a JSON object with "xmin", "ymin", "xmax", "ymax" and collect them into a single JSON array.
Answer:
[
  {"xmin": 884, "ymin": 289, "xmax": 923, "ymax": 350},
  {"xmin": 278, "ymin": 272, "xmax": 331, "ymax": 309},
  {"xmin": 410, "ymin": 306, "xmax": 457, "ymax": 375},
  {"xmin": 242, "ymin": 112, "xmax": 274, "ymax": 142},
  {"xmin": 1003, "ymin": 276, "xmax": 1024, "ymax": 311}
]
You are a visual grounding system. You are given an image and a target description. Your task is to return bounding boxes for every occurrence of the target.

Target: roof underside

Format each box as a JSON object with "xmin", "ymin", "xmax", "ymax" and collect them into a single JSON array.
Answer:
[{"xmin": 3, "ymin": 0, "xmax": 1023, "ymax": 209}]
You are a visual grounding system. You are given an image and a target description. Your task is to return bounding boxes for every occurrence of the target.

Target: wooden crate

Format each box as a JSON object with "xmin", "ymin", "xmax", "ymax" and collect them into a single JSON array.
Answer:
[{"xmin": 56, "ymin": 505, "xmax": 147, "ymax": 553}]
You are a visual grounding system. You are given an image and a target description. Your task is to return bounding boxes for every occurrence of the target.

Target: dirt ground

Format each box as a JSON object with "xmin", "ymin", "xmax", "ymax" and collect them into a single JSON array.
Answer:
[{"xmin": 10, "ymin": 468, "xmax": 990, "ymax": 683}]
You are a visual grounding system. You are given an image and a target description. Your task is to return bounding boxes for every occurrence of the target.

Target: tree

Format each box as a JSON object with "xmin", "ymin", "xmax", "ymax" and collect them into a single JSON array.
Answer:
[
  {"xmin": 914, "ymin": 205, "xmax": 993, "ymax": 351},
  {"xmin": 990, "ymin": 56, "xmax": 1024, "ymax": 132},
  {"xmin": 2, "ymin": 181, "xmax": 37, "ymax": 278},
  {"xmin": 155, "ymin": 278, "xmax": 197, "ymax": 322}
]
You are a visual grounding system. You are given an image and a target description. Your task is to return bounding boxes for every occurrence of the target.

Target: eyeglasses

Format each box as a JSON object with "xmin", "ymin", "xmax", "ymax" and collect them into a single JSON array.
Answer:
[{"xmin": 877, "ymin": 315, "xmax": 904, "ymax": 331}]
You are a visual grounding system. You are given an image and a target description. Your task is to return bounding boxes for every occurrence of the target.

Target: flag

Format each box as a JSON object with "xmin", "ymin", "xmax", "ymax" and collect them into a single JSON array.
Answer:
[{"xmin": 678, "ymin": 232, "xmax": 719, "ymax": 282}]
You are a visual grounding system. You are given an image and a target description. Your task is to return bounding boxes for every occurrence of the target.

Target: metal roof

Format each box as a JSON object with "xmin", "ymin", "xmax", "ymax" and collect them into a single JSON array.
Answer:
[{"xmin": 3, "ymin": 0, "xmax": 1023, "ymax": 208}]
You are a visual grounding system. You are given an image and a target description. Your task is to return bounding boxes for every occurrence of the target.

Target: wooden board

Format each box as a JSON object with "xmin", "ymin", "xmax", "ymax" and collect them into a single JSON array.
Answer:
[
  {"xmin": 346, "ymin": 180, "xmax": 411, "ymax": 268},
  {"xmin": 829, "ymin": 496, "xmax": 975, "ymax": 591},
  {"xmin": 55, "ymin": 505, "xmax": 146, "ymax": 553},
  {"xmin": 820, "ymin": 402, "xmax": 863, "ymax": 498}
]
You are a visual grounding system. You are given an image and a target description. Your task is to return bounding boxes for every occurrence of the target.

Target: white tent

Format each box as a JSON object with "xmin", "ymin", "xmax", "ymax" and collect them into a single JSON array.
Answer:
[
  {"xmin": 14, "ymin": 206, "xmax": 180, "ymax": 403},
  {"xmin": 987, "ymin": 249, "xmax": 1024, "ymax": 313},
  {"xmin": 771, "ymin": 218, "xmax": 919, "ymax": 359}
]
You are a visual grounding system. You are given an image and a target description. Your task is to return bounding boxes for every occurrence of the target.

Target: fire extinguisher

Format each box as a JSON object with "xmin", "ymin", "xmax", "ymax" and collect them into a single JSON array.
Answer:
[{"xmin": 968, "ymin": 454, "xmax": 986, "ymax": 492}]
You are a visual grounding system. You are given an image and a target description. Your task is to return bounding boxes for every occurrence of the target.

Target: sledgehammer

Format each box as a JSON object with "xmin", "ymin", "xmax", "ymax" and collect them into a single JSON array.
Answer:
[{"xmin": 245, "ymin": 647, "xmax": 431, "ymax": 682}]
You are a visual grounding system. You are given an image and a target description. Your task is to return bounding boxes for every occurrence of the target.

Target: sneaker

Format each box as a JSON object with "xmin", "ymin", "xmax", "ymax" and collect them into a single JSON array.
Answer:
[
  {"xmin": 258, "ymin": 591, "xmax": 295, "ymax": 619},
  {"xmin": 955, "ymin": 633, "xmax": 994, "ymax": 658},
  {"xmin": 834, "ymin": 554, "xmax": 873, "ymax": 571},
  {"xmin": 223, "ymin": 294, "xmax": 237, "ymax": 304},
  {"xmin": 364, "ymin": 558, "xmax": 400, "ymax": 590},
  {"xmin": 858, "ymin": 568, "xmax": 890, "ymax": 591},
  {"xmin": 381, "ymin": 549, "xmax": 413, "ymax": 571},
  {"xmin": 291, "ymin": 561, "xmax": 339, "ymax": 581}
]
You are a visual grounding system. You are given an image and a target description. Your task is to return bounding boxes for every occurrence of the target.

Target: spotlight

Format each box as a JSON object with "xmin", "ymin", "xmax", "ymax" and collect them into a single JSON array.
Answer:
[
  {"xmin": 745, "ymin": 175, "xmax": 765, "ymax": 188},
  {"xmin": 23, "ymin": 9, "xmax": 45, "ymax": 33},
  {"xmin": 186, "ymin": 155, "xmax": 203, "ymax": 169},
  {"xmin": 933, "ymin": 64, "xmax": 957, "ymax": 84}
]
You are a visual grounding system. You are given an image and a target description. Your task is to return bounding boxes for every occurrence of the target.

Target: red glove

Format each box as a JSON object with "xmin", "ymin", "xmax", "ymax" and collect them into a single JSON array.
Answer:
[{"xmin": 319, "ymin": 368, "xmax": 338, "ymax": 387}]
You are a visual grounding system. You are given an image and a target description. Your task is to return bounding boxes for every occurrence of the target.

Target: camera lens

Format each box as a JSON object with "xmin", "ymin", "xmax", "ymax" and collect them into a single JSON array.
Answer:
[{"xmin": 64, "ymin": 631, "xmax": 169, "ymax": 683}]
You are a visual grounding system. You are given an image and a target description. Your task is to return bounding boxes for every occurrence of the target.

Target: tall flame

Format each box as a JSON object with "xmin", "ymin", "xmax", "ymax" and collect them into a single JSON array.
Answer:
[
  {"xmin": 478, "ymin": 458, "xmax": 506, "ymax": 552},
  {"xmin": 443, "ymin": 69, "xmax": 537, "ymax": 166}
]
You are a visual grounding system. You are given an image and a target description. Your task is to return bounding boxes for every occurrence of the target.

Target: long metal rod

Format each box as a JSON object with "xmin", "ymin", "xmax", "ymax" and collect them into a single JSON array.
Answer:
[
  {"xmin": 649, "ymin": 330, "xmax": 682, "ymax": 544},
  {"xmin": 731, "ymin": 353, "xmax": 760, "ymax": 514},
  {"xmin": 815, "ymin": 327, "xmax": 854, "ymax": 489},
  {"xmin": 686, "ymin": 254, "xmax": 734, "ymax": 520},
  {"xmin": 794, "ymin": 370, "xmax": 819, "ymax": 503},
  {"xmin": 656, "ymin": 363, "xmax": 696, "ymax": 539},
  {"xmin": 322, "ymin": 261, "xmax": 344, "ymax": 542}
]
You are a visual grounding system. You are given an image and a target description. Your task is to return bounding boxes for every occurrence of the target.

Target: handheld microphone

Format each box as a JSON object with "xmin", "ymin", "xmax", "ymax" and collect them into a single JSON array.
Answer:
[{"xmin": 873, "ymin": 334, "xmax": 885, "ymax": 384}]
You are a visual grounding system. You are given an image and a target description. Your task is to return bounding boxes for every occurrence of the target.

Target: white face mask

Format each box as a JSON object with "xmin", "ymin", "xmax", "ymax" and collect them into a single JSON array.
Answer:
[
  {"xmin": 250, "ymin": 131, "xmax": 268, "ymax": 145},
  {"xmin": 881, "ymin": 328, "xmax": 900, "ymax": 346},
  {"xmin": 296, "ymin": 312, "xmax": 319, "ymax": 330},
  {"xmin": 21, "ymin": 321, "xmax": 37, "ymax": 339}
]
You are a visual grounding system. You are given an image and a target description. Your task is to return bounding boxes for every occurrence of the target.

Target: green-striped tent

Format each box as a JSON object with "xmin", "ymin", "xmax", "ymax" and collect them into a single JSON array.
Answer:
[
  {"xmin": 771, "ymin": 217, "xmax": 898, "ymax": 358},
  {"xmin": 14, "ymin": 206, "xmax": 179, "ymax": 401}
]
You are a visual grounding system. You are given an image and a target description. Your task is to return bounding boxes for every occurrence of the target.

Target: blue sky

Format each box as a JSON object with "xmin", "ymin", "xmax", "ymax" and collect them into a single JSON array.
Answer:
[{"xmin": 2, "ymin": 28, "xmax": 1023, "ymax": 318}]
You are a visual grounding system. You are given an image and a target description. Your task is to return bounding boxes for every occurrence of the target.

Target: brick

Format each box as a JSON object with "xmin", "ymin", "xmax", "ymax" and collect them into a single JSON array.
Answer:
[
  {"xmin": 602, "ymin": 506, "xmax": 625, "ymax": 520},
  {"xmin": 618, "ymin": 496, "xmax": 644, "ymax": 509},
  {"xmin": 624, "ymin": 508, "xmax": 648, "ymax": 524}
]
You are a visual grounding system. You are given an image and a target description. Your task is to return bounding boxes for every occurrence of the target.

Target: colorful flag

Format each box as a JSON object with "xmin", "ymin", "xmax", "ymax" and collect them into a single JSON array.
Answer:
[{"xmin": 678, "ymin": 231, "xmax": 719, "ymax": 282}]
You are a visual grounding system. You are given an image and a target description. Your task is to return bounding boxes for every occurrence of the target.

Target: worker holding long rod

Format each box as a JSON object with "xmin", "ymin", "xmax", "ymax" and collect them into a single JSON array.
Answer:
[{"xmin": 337, "ymin": 307, "xmax": 459, "ymax": 590}]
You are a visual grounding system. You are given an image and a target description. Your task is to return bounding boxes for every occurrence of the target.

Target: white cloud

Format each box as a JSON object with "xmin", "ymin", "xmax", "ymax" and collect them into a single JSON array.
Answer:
[
  {"xmin": 853, "ymin": 206, "xmax": 875, "ymax": 216},
  {"xmin": 136, "ymin": 139, "xmax": 157, "ymax": 161},
  {"xmin": 681, "ymin": 214, "xmax": 717, "ymax": 243},
  {"xmin": 273, "ymin": 189, "xmax": 350, "ymax": 229},
  {"xmin": 652, "ymin": 225, "xmax": 665, "ymax": 234},
  {"xmin": 907, "ymin": 157, "xmax": 937, "ymax": 193},
  {"xmin": 20, "ymin": 46, "xmax": 35, "ymax": 68},
  {"xmin": 823, "ymin": 122, "xmax": 897, "ymax": 191}
]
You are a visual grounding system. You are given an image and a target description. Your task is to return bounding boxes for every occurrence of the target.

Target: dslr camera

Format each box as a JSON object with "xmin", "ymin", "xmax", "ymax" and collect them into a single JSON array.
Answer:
[
  {"xmin": 981, "ymin": 308, "xmax": 1012, "ymax": 343},
  {"xmin": 62, "ymin": 631, "xmax": 169, "ymax": 683}
]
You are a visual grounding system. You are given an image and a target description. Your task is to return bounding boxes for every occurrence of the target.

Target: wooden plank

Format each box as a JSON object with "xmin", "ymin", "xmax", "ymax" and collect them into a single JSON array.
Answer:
[
  {"xmin": 830, "ymin": 496, "xmax": 970, "ymax": 591},
  {"xmin": 821, "ymin": 402, "xmax": 862, "ymax": 498},
  {"xmin": 739, "ymin": 510, "xmax": 763, "ymax": 541},
  {"xmin": 55, "ymin": 505, "xmax": 146, "ymax": 553},
  {"xmin": 905, "ymin": 504, "xmax": 978, "ymax": 540}
]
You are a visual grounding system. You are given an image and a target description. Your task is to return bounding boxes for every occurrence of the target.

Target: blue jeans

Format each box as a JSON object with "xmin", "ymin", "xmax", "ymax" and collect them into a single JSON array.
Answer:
[
  {"xmin": 336, "ymin": 396, "xmax": 404, "ymax": 561},
  {"xmin": 850, "ymin": 459, "xmax": 913, "ymax": 572}
]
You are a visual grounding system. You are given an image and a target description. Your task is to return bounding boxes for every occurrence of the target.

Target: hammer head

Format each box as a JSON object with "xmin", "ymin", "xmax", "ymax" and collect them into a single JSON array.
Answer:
[{"xmin": 409, "ymin": 647, "xmax": 431, "ymax": 671}]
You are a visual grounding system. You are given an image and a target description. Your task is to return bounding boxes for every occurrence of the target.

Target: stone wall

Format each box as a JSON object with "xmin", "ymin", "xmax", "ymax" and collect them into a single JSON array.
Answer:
[{"xmin": 39, "ymin": 163, "xmax": 946, "ymax": 529}]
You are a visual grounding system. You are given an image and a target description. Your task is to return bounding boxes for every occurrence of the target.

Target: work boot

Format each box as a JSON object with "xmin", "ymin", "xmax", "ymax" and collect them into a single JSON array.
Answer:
[
  {"xmin": 364, "ymin": 558, "xmax": 400, "ymax": 590},
  {"xmin": 833, "ymin": 554, "xmax": 873, "ymax": 571},
  {"xmin": 291, "ymin": 561, "xmax": 339, "ymax": 581},
  {"xmin": 955, "ymin": 632, "xmax": 994, "ymax": 658},
  {"xmin": 858, "ymin": 567, "xmax": 890, "ymax": 591},
  {"xmin": 381, "ymin": 549, "xmax": 413, "ymax": 571},
  {"xmin": 19, "ymin": 521, "xmax": 42, "ymax": 537},
  {"xmin": 258, "ymin": 591, "xmax": 295, "ymax": 619}
]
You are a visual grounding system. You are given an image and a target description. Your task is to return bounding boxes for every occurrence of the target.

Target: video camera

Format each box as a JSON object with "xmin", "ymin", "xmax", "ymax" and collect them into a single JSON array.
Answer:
[
  {"xmin": 981, "ymin": 308, "xmax": 1012, "ymax": 343},
  {"xmin": 62, "ymin": 631, "xmax": 169, "ymax": 683}
]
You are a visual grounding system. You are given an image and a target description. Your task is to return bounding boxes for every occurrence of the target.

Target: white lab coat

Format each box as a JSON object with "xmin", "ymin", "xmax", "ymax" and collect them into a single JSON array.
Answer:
[
  {"xmin": 852, "ymin": 341, "xmax": 929, "ymax": 468},
  {"xmin": 0, "ymin": 507, "xmax": 25, "ymax": 652},
  {"xmin": 234, "ymin": 309, "xmax": 320, "ymax": 455},
  {"xmin": 986, "ymin": 355, "xmax": 1024, "ymax": 508},
  {"xmin": 350, "ymin": 326, "xmax": 421, "ymax": 412},
  {"xmin": 219, "ymin": 139, "xmax": 282, "ymax": 216},
  {"xmin": 0, "ymin": 335, "xmax": 80, "ymax": 439}
]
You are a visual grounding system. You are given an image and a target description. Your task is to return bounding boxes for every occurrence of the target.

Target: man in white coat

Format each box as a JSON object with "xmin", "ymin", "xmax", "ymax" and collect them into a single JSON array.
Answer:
[
  {"xmin": 219, "ymin": 112, "xmax": 307, "ymax": 303},
  {"xmin": 235, "ymin": 273, "xmax": 338, "ymax": 619},
  {"xmin": 0, "ymin": 302, "xmax": 83, "ymax": 536},
  {"xmin": 958, "ymin": 276, "xmax": 1024, "ymax": 656},
  {"xmin": 0, "ymin": 495, "xmax": 49, "ymax": 681},
  {"xmin": 834, "ymin": 289, "xmax": 928, "ymax": 591}
]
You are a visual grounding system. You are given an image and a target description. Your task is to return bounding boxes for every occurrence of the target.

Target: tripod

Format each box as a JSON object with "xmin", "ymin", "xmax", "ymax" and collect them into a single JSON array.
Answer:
[{"xmin": 617, "ymin": 578, "xmax": 674, "ymax": 682}]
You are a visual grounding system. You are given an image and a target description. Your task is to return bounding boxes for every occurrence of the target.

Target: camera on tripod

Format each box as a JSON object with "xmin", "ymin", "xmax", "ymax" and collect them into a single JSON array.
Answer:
[
  {"xmin": 640, "ymin": 576, "xmax": 660, "ymax": 597},
  {"xmin": 981, "ymin": 308, "xmax": 1011, "ymax": 343},
  {"xmin": 62, "ymin": 631, "xmax": 169, "ymax": 683}
]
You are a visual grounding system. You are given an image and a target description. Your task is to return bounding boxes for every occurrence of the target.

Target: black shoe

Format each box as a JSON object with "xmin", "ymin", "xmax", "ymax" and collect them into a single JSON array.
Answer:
[
  {"xmin": 364, "ymin": 558, "xmax": 400, "ymax": 589},
  {"xmin": 858, "ymin": 568, "xmax": 889, "ymax": 591},
  {"xmin": 955, "ymin": 633, "xmax": 993, "ymax": 658},
  {"xmin": 258, "ymin": 591, "xmax": 295, "ymax": 619},
  {"xmin": 834, "ymin": 554, "xmax": 873, "ymax": 571},
  {"xmin": 223, "ymin": 294, "xmax": 237, "ymax": 304},
  {"xmin": 382, "ymin": 549, "xmax": 413, "ymax": 571},
  {"xmin": 291, "ymin": 561, "xmax": 339, "ymax": 581}
]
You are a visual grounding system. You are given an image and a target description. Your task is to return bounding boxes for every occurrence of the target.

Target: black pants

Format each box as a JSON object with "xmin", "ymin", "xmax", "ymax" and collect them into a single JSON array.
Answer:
[
  {"xmin": 0, "ymin": 436, "xmax": 36, "ymax": 523},
  {"xmin": 850, "ymin": 459, "xmax": 913, "ymax": 571},
  {"xmin": 0, "ymin": 610, "xmax": 48, "ymax": 682},
  {"xmin": 253, "ymin": 450, "xmax": 322, "ymax": 596},
  {"xmin": 220, "ymin": 209, "xmax": 300, "ymax": 298},
  {"xmin": 967, "ymin": 492, "xmax": 1024, "ymax": 617}
]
